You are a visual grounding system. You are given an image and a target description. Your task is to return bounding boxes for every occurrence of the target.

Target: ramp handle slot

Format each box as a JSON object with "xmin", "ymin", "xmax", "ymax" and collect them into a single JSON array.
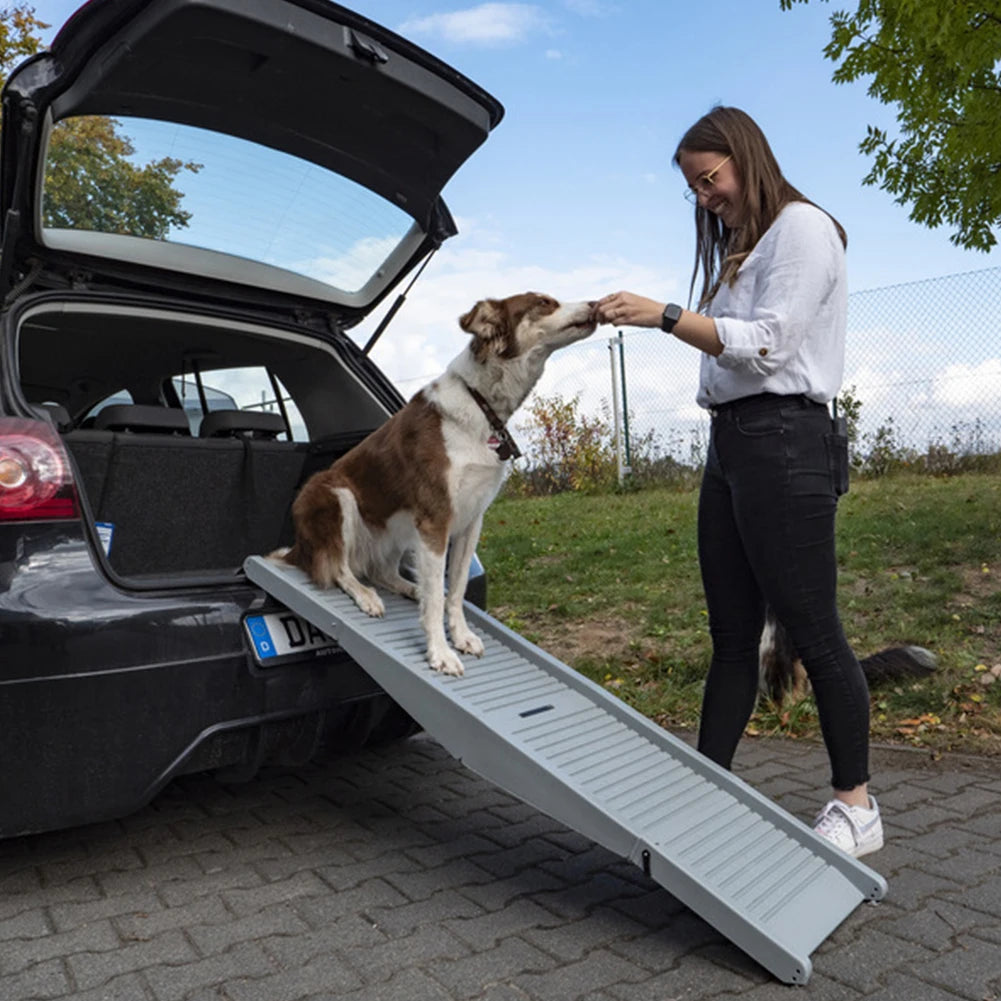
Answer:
[{"xmin": 519, "ymin": 704, "xmax": 555, "ymax": 718}]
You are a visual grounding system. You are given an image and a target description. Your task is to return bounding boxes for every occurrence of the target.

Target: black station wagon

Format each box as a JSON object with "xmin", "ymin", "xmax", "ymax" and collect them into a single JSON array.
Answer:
[{"xmin": 0, "ymin": 0, "xmax": 503, "ymax": 837}]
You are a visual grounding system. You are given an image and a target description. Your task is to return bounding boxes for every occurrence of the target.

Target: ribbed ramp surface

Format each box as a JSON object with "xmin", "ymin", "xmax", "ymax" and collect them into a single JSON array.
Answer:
[{"xmin": 245, "ymin": 556, "xmax": 886, "ymax": 984}]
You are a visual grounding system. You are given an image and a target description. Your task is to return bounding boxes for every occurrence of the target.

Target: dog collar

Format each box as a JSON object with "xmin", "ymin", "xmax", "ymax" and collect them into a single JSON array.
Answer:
[{"xmin": 463, "ymin": 383, "xmax": 522, "ymax": 461}]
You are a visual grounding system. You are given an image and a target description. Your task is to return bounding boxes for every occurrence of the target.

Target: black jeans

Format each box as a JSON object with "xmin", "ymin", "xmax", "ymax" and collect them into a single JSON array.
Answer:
[{"xmin": 696, "ymin": 393, "xmax": 870, "ymax": 791}]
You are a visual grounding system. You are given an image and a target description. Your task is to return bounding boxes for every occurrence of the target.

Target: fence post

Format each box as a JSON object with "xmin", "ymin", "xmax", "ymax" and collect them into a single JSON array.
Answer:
[
  {"xmin": 609, "ymin": 335, "xmax": 625, "ymax": 486},
  {"xmin": 618, "ymin": 330, "xmax": 632, "ymax": 475}
]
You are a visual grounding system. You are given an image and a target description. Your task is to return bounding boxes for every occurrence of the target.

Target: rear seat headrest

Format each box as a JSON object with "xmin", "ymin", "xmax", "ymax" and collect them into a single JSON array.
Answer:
[
  {"xmin": 31, "ymin": 403, "xmax": 73, "ymax": 431},
  {"xmin": 198, "ymin": 409, "xmax": 287, "ymax": 439},
  {"xmin": 94, "ymin": 404, "xmax": 191, "ymax": 435}
]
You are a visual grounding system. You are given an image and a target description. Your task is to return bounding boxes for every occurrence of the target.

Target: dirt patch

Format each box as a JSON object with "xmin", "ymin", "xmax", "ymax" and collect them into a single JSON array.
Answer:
[
  {"xmin": 494, "ymin": 609, "xmax": 637, "ymax": 665},
  {"xmin": 947, "ymin": 563, "xmax": 1001, "ymax": 664},
  {"xmin": 954, "ymin": 563, "xmax": 1001, "ymax": 604}
]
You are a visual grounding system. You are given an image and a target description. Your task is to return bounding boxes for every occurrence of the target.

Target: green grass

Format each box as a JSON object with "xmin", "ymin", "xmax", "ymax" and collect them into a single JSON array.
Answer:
[{"xmin": 478, "ymin": 472, "xmax": 1001, "ymax": 754}]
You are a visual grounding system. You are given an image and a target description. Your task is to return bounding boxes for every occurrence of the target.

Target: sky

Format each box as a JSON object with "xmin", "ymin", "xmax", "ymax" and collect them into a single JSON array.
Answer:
[{"xmin": 33, "ymin": 1, "xmax": 1001, "ymax": 422}]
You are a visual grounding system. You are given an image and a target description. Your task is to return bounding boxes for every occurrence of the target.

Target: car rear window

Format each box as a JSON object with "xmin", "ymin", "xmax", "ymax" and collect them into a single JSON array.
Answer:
[{"xmin": 42, "ymin": 115, "xmax": 415, "ymax": 295}]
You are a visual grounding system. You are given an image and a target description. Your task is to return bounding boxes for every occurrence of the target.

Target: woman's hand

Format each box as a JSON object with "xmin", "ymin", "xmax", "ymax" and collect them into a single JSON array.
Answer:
[
  {"xmin": 597, "ymin": 292, "xmax": 724, "ymax": 357},
  {"xmin": 596, "ymin": 291, "xmax": 664, "ymax": 329}
]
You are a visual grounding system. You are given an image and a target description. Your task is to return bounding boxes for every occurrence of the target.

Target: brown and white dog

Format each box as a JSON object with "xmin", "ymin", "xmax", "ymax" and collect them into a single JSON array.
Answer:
[{"xmin": 275, "ymin": 292, "xmax": 598, "ymax": 677}]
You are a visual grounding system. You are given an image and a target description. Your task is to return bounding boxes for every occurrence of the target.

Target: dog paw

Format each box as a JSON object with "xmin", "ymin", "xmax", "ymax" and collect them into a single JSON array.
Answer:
[
  {"xmin": 452, "ymin": 630, "xmax": 484, "ymax": 658},
  {"xmin": 429, "ymin": 647, "xmax": 465, "ymax": 677},
  {"xmin": 356, "ymin": 587, "xmax": 385, "ymax": 618}
]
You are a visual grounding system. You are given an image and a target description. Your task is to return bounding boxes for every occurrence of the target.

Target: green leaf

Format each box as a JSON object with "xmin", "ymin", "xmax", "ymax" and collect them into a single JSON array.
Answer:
[{"xmin": 783, "ymin": 0, "xmax": 1001, "ymax": 251}]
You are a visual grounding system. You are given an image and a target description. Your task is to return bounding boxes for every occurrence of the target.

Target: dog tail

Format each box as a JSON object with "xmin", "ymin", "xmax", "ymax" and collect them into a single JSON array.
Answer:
[
  {"xmin": 758, "ymin": 613, "xmax": 801, "ymax": 702},
  {"xmin": 266, "ymin": 545, "xmax": 294, "ymax": 564},
  {"xmin": 759, "ymin": 611, "xmax": 937, "ymax": 702}
]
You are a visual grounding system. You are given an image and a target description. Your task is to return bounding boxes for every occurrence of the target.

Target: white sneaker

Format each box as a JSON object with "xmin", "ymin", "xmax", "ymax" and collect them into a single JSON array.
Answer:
[{"xmin": 812, "ymin": 795, "xmax": 884, "ymax": 858}]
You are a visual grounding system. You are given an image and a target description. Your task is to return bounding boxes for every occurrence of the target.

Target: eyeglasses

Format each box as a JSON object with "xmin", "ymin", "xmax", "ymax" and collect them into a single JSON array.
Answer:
[{"xmin": 683, "ymin": 154, "xmax": 732, "ymax": 204}]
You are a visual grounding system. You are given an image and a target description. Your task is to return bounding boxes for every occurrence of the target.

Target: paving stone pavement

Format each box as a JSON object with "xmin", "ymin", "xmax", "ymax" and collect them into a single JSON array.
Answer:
[{"xmin": 1, "ymin": 730, "xmax": 999, "ymax": 1001}]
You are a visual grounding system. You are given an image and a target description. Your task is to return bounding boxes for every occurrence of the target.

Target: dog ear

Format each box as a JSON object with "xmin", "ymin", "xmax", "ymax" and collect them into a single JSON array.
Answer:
[
  {"xmin": 459, "ymin": 299, "xmax": 505, "ymax": 338},
  {"xmin": 459, "ymin": 299, "xmax": 509, "ymax": 360}
]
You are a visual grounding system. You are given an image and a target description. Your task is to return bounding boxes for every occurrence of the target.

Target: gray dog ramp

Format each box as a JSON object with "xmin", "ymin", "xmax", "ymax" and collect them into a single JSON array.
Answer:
[{"xmin": 244, "ymin": 555, "xmax": 886, "ymax": 984}]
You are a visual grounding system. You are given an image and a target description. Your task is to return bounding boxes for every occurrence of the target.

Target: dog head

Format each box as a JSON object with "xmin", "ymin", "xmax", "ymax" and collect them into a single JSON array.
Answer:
[{"xmin": 458, "ymin": 293, "xmax": 597, "ymax": 363}]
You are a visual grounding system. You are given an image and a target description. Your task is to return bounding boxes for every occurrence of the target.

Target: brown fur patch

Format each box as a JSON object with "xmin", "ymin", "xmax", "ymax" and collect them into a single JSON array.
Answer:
[
  {"xmin": 284, "ymin": 486, "xmax": 346, "ymax": 588},
  {"xmin": 288, "ymin": 392, "xmax": 452, "ymax": 583}
]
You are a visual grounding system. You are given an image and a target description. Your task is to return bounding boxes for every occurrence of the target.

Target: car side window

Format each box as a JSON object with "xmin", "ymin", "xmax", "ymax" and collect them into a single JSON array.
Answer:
[{"xmin": 172, "ymin": 368, "xmax": 307, "ymax": 441}]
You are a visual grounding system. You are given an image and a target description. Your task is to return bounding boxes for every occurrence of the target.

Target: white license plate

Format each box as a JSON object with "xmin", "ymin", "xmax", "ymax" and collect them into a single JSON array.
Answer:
[{"xmin": 244, "ymin": 611, "xmax": 339, "ymax": 662}]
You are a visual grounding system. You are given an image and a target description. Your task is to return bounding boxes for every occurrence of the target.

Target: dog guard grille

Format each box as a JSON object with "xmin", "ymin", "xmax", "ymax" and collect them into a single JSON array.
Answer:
[{"xmin": 244, "ymin": 556, "xmax": 886, "ymax": 984}]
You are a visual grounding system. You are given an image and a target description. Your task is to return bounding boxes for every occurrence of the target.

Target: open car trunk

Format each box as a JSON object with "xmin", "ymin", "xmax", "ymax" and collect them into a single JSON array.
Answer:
[{"xmin": 15, "ymin": 296, "xmax": 395, "ymax": 584}]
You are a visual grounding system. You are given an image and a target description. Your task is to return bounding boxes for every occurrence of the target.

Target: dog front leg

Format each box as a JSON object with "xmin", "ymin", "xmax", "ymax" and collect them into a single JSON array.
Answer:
[
  {"xmin": 416, "ymin": 543, "xmax": 465, "ymax": 677},
  {"xmin": 446, "ymin": 517, "xmax": 485, "ymax": 658}
]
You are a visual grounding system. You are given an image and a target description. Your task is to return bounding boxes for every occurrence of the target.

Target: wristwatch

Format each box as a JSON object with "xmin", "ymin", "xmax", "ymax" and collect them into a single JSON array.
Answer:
[{"xmin": 660, "ymin": 303, "xmax": 683, "ymax": 333}]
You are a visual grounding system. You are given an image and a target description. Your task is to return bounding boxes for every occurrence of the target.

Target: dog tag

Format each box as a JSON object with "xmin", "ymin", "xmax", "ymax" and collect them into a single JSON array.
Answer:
[
  {"xmin": 487, "ymin": 434, "xmax": 507, "ymax": 459},
  {"xmin": 488, "ymin": 434, "xmax": 514, "ymax": 460}
]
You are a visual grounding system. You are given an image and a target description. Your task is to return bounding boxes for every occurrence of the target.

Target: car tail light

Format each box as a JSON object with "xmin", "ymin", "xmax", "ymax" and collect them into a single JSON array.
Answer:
[{"xmin": 0, "ymin": 418, "xmax": 79, "ymax": 521}]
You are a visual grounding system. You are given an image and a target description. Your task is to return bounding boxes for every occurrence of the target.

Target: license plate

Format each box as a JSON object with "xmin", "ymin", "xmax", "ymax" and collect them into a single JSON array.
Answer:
[{"xmin": 244, "ymin": 611, "xmax": 339, "ymax": 662}]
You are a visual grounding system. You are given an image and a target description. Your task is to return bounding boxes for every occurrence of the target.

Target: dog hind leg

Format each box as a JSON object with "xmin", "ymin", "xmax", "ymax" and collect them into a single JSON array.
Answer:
[
  {"xmin": 292, "ymin": 486, "xmax": 385, "ymax": 617},
  {"xmin": 328, "ymin": 488, "xmax": 386, "ymax": 617},
  {"xmin": 366, "ymin": 521, "xmax": 419, "ymax": 601},
  {"xmin": 369, "ymin": 564, "xmax": 419, "ymax": 602},
  {"xmin": 331, "ymin": 562, "xmax": 385, "ymax": 618}
]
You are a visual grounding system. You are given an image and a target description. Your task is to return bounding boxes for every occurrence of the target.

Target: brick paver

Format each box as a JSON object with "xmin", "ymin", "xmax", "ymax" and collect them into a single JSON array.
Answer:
[{"xmin": 0, "ymin": 732, "xmax": 998, "ymax": 1000}]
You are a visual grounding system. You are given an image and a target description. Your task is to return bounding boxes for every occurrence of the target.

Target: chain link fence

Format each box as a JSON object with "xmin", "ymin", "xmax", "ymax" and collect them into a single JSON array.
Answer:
[{"xmin": 532, "ymin": 266, "xmax": 1001, "ymax": 476}]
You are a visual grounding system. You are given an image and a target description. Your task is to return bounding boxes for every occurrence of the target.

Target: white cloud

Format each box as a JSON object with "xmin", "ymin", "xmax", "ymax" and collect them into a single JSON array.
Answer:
[
  {"xmin": 842, "ymin": 363, "xmax": 908, "ymax": 417},
  {"xmin": 933, "ymin": 358, "xmax": 1001, "ymax": 408},
  {"xmin": 840, "ymin": 328, "xmax": 1001, "ymax": 448},
  {"xmin": 398, "ymin": 3, "xmax": 550, "ymax": 46},
  {"xmin": 843, "ymin": 325, "xmax": 999, "ymax": 415},
  {"xmin": 352, "ymin": 230, "xmax": 670, "ymax": 400}
]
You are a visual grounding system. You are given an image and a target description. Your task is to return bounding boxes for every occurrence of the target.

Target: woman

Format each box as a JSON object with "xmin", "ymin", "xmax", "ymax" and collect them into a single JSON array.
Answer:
[{"xmin": 596, "ymin": 106, "xmax": 882, "ymax": 858}]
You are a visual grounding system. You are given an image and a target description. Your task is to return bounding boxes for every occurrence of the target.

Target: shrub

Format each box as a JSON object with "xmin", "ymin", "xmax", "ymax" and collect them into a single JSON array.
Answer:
[
  {"xmin": 507, "ymin": 393, "xmax": 617, "ymax": 496},
  {"xmin": 508, "ymin": 385, "xmax": 1000, "ymax": 496}
]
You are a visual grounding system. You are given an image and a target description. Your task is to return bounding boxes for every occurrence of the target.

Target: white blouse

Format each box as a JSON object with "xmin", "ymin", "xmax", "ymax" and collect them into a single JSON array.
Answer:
[{"xmin": 697, "ymin": 201, "xmax": 847, "ymax": 409}]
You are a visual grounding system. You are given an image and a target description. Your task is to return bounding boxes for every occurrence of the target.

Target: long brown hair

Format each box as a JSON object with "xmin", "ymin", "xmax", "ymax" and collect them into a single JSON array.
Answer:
[{"xmin": 674, "ymin": 106, "xmax": 847, "ymax": 309}]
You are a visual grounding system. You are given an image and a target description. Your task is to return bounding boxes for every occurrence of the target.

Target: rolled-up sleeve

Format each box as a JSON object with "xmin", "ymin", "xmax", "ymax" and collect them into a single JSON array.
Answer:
[{"xmin": 712, "ymin": 206, "xmax": 842, "ymax": 376}]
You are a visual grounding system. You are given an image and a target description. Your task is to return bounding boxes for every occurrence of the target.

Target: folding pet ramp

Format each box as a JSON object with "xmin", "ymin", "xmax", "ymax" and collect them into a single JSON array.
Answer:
[{"xmin": 244, "ymin": 555, "xmax": 886, "ymax": 984}]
